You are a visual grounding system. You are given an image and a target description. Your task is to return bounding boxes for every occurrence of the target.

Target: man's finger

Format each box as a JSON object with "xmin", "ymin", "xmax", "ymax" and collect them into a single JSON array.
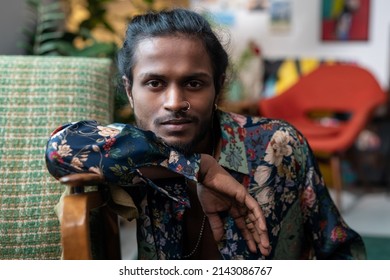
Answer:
[
  {"xmin": 230, "ymin": 209, "xmax": 258, "ymax": 253},
  {"xmin": 245, "ymin": 213, "xmax": 271, "ymax": 256},
  {"xmin": 244, "ymin": 197, "xmax": 270, "ymax": 253}
]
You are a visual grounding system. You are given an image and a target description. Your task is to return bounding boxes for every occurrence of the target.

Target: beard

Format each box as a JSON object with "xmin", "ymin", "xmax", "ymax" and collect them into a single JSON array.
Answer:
[
  {"xmin": 134, "ymin": 112, "xmax": 213, "ymax": 155},
  {"xmin": 165, "ymin": 120, "xmax": 211, "ymax": 155}
]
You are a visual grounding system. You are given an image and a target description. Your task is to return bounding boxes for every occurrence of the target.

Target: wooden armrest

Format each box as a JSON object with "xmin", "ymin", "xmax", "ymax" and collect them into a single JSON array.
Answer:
[{"xmin": 61, "ymin": 190, "xmax": 121, "ymax": 260}]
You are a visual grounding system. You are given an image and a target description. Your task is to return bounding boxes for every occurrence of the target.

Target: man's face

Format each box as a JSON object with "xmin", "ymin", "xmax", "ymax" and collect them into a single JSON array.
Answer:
[{"xmin": 126, "ymin": 36, "xmax": 216, "ymax": 153}]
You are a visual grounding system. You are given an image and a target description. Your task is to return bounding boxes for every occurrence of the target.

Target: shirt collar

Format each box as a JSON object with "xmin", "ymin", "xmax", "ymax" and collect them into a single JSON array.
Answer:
[{"xmin": 216, "ymin": 110, "xmax": 250, "ymax": 175}]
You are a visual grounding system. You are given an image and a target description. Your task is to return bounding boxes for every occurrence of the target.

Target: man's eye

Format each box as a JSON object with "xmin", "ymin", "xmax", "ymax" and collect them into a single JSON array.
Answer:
[
  {"xmin": 186, "ymin": 80, "xmax": 202, "ymax": 88},
  {"xmin": 146, "ymin": 80, "xmax": 163, "ymax": 88}
]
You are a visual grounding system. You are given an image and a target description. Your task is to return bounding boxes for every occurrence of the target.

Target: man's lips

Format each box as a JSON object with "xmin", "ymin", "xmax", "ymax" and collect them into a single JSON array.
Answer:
[
  {"xmin": 159, "ymin": 118, "xmax": 194, "ymax": 132},
  {"xmin": 160, "ymin": 118, "xmax": 192, "ymax": 125}
]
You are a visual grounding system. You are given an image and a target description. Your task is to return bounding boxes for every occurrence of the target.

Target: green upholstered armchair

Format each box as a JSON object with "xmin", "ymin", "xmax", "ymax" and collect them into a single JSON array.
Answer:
[{"xmin": 0, "ymin": 55, "xmax": 120, "ymax": 259}]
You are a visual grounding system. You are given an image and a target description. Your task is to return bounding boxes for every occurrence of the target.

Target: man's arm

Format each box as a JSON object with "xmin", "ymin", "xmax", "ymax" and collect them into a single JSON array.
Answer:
[
  {"xmin": 46, "ymin": 121, "xmax": 270, "ymax": 256},
  {"xmin": 58, "ymin": 158, "xmax": 270, "ymax": 256},
  {"xmin": 300, "ymin": 138, "xmax": 366, "ymax": 259}
]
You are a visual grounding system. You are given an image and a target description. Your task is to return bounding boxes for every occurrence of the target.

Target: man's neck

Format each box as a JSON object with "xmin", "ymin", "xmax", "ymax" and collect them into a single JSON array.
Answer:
[
  {"xmin": 194, "ymin": 128, "xmax": 220, "ymax": 158},
  {"xmin": 194, "ymin": 113, "xmax": 221, "ymax": 157}
]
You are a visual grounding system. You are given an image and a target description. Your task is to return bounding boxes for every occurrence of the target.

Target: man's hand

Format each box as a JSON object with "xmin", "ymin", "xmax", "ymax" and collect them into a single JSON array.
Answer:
[{"xmin": 198, "ymin": 154, "xmax": 270, "ymax": 256}]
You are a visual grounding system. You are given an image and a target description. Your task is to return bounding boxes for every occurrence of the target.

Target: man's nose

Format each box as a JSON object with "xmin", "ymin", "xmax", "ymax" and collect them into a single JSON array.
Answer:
[{"xmin": 163, "ymin": 85, "xmax": 188, "ymax": 112}]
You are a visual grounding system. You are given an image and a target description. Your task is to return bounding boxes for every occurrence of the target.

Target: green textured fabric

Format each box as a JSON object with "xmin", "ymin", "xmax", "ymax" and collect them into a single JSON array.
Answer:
[{"xmin": 0, "ymin": 55, "xmax": 114, "ymax": 259}]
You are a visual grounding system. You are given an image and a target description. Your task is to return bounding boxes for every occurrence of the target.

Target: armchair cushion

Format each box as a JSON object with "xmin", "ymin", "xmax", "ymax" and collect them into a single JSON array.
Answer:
[{"xmin": 0, "ymin": 55, "xmax": 113, "ymax": 259}]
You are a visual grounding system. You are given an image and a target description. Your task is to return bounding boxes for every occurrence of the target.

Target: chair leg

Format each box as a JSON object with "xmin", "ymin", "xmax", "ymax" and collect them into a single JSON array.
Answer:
[
  {"xmin": 62, "ymin": 193, "xmax": 96, "ymax": 260},
  {"xmin": 330, "ymin": 155, "xmax": 343, "ymax": 211}
]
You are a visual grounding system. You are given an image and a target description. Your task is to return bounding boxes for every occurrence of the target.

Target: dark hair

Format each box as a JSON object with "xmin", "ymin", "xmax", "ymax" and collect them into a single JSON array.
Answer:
[{"xmin": 117, "ymin": 8, "xmax": 229, "ymax": 96}]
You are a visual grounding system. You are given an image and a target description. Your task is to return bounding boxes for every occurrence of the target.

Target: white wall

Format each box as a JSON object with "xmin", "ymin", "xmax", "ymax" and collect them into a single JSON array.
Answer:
[{"xmin": 224, "ymin": 0, "xmax": 390, "ymax": 89}]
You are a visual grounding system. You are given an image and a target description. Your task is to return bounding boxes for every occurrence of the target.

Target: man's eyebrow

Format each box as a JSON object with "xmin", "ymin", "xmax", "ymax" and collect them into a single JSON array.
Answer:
[
  {"xmin": 138, "ymin": 72, "xmax": 164, "ymax": 79},
  {"xmin": 138, "ymin": 72, "xmax": 213, "ymax": 79},
  {"xmin": 185, "ymin": 72, "xmax": 213, "ymax": 79}
]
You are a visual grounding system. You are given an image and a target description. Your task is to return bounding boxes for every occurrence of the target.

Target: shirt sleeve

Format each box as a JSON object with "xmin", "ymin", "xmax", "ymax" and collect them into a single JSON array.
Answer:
[
  {"xmin": 45, "ymin": 120, "xmax": 200, "ymax": 205},
  {"xmin": 299, "ymin": 136, "xmax": 366, "ymax": 259}
]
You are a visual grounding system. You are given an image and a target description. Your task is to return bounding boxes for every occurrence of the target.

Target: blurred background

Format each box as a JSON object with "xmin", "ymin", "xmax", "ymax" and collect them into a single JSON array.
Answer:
[{"xmin": 1, "ymin": 0, "xmax": 389, "ymax": 259}]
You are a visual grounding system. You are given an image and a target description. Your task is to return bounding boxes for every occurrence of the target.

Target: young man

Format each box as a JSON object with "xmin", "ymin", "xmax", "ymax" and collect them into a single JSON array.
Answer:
[{"xmin": 46, "ymin": 8, "xmax": 365, "ymax": 260}]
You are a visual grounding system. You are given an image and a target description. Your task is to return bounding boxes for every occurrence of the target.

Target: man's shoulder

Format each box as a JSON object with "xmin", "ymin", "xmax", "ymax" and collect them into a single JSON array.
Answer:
[{"xmin": 221, "ymin": 110, "xmax": 302, "ymax": 135}]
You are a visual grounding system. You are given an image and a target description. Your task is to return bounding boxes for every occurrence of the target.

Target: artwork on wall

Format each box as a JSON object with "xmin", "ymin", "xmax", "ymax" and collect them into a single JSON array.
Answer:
[
  {"xmin": 262, "ymin": 58, "xmax": 356, "ymax": 98},
  {"xmin": 269, "ymin": 0, "xmax": 292, "ymax": 32},
  {"xmin": 190, "ymin": 0, "xmax": 269, "ymax": 11},
  {"xmin": 321, "ymin": 0, "xmax": 370, "ymax": 41}
]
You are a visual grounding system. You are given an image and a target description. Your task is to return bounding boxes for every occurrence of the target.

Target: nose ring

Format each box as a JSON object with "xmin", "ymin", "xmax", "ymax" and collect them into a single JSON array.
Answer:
[{"xmin": 182, "ymin": 101, "xmax": 191, "ymax": 112}]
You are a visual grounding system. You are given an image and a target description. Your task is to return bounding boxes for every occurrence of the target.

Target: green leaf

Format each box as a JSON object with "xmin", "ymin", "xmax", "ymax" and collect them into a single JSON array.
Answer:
[
  {"xmin": 39, "ymin": 21, "xmax": 62, "ymax": 32},
  {"xmin": 39, "ymin": 2, "xmax": 63, "ymax": 15},
  {"xmin": 109, "ymin": 164, "xmax": 124, "ymax": 176},
  {"xmin": 45, "ymin": 51, "xmax": 61, "ymax": 56},
  {"xmin": 55, "ymin": 41, "xmax": 79, "ymax": 56},
  {"xmin": 77, "ymin": 43, "xmax": 117, "ymax": 57},
  {"xmin": 109, "ymin": 148, "xmax": 122, "ymax": 159},
  {"xmin": 38, "ymin": 31, "xmax": 64, "ymax": 42},
  {"xmin": 40, "ymin": 12, "xmax": 65, "ymax": 22},
  {"xmin": 127, "ymin": 157, "xmax": 135, "ymax": 167},
  {"xmin": 26, "ymin": 0, "xmax": 40, "ymax": 9},
  {"xmin": 36, "ymin": 41, "xmax": 59, "ymax": 54}
]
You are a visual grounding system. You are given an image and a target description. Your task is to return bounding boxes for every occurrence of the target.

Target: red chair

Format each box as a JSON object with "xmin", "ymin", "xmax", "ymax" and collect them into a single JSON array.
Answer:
[{"xmin": 258, "ymin": 64, "xmax": 387, "ymax": 209}]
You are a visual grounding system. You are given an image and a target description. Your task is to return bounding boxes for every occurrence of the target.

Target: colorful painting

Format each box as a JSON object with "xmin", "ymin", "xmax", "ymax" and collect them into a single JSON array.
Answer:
[
  {"xmin": 262, "ymin": 58, "xmax": 355, "ymax": 98},
  {"xmin": 321, "ymin": 0, "xmax": 370, "ymax": 41}
]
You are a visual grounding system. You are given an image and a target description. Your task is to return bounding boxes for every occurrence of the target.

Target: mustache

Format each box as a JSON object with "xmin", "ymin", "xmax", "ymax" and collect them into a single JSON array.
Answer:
[{"xmin": 154, "ymin": 112, "xmax": 198, "ymax": 125}]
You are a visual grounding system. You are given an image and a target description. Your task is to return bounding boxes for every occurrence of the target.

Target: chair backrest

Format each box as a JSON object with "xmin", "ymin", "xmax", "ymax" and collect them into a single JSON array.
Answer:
[
  {"xmin": 259, "ymin": 64, "xmax": 387, "ymax": 119},
  {"xmin": 0, "ymin": 56, "xmax": 113, "ymax": 259}
]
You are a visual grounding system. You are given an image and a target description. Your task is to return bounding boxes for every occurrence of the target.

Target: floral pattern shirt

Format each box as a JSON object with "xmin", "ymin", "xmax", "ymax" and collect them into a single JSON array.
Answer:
[{"xmin": 45, "ymin": 110, "xmax": 366, "ymax": 260}]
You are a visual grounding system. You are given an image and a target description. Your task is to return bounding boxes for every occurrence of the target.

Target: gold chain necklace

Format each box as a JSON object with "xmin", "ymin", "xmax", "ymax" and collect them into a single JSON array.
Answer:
[{"xmin": 182, "ymin": 214, "xmax": 207, "ymax": 259}]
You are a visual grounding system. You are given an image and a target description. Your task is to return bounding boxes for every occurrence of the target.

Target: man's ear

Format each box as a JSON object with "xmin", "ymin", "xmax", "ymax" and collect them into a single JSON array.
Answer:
[{"xmin": 122, "ymin": 75, "xmax": 134, "ymax": 108}]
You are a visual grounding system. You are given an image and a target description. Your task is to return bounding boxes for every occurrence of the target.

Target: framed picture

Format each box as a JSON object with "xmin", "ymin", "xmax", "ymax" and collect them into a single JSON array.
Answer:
[
  {"xmin": 321, "ymin": 0, "xmax": 370, "ymax": 41},
  {"xmin": 269, "ymin": 0, "xmax": 292, "ymax": 32},
  {"xmin": 190, "ymin": 0, "xmax": 269, "ymax": 11}
]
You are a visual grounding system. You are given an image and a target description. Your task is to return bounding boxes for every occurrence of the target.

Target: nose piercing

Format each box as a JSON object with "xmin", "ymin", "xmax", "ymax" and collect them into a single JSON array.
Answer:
[{"xmin": 182, "ymin": 101, "xmax": 191, "ymax": 112}]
